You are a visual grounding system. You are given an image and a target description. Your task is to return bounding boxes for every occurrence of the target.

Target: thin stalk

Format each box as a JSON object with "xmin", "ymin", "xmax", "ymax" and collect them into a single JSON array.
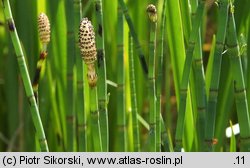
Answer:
[
  {"xmin": 205, "ymin": 0, "xmax": 229, "ymax": 151},
  {"xmin": 116, "ymin": 2, "xmax": 127, "ymax": 151},
  {"xmin": 156, "ymin": 0, "xmax": 167, "ymax": 152},
  {"xmin": 32, "ymin": 47, "xmax": 47, "ymax": 106},
  {"xmin": 2, "ymin": 0, "xmax": 48, "ymax": 152},
  {"xmin": 146, "ymin": 4, "xmax": 157, "ymax": 152},
  {"xmin": 175, "ymin": 0, "xmax": 206, "ymax": 151},
  {"xmin": 190, "ymin": 0, "xmax": 207, "ymax": 151},
  {"xmin": 47, "ymin": 0, "xmax": 68, "ymax": 152},
  {"xmin": 89, "ymin": 86, "xmax": 102, "ymax": 151},
  {"xmin": 79, "ymin": 18, "xmax": 102, "ymax": 152},
  {"xmin": 74, "ymin": 0, "xmax": 86, "ymax": 151},
  {"xmin": 118, "ymin": 0, "xmax": 148, "ymax": 75},
  {"xmin": 160, "ymin": 115, "xmax": 171, "ymax": 152},
  {"xmin": 94, "ymin": 0, "xmax": 108, "ymax": 152},
  {"xmin": 65, "ymin": 0, "xmax": 76, "ymax": 151},
  {"xmin": 129, "ymin": 33, "xmax": 140, "ymax": 152},
  {"xmin": 226, "ymin": 3, "xmax": 250, "ymax": 151}
]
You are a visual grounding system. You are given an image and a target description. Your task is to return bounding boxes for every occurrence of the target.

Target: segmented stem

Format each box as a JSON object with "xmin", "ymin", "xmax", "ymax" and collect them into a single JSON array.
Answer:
[
  {"xmin": 118, "ymin": 0, "xmax": 148, "ymax": 75},
  {"xmin": 2, "ymin": 0, "xmax": 48, "ymax": 152},
  {"xmin": 129, "ymin": 33, "xmax": 141, "ymax": 152},
  {"xmin": 147, "ymin": 4, "xmax": 157, "ymax": 152},
  {"xmin": 79, "ymin": 18, "xmax": 102, "ymax": 151},
  {"xmin": 205, "ymin": 0, "xmax": 229, "ymax": 151},
  {"xmin": 115, "ymin": 2, "xmax": 127, "ymax": 151},
  {"xmin": 65, "ymin": 0, "xmax": 76, "ymax": 151},
  {"xmin": 175, "ymin": 0, "xmax": 206, "ymax": 151},
  {"xmin": 226, "ymin": 2, "xmax": 250, "ymax": 151},
  {"xmin": 93, "ymin": 0, "xmax": 109, "ymax": 151}
]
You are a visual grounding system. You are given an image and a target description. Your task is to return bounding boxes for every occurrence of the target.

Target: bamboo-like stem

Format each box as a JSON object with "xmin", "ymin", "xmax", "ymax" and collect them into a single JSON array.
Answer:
[
  {"xmin": 115, "ymin": 2, "xmax": 127, "ymax": 151},
  {"xmin": 118, "ymin": 0, "xmax": 148, "ymax": 75},
  {"xmin": 79, "ymin": 17, "xmax": 102, "ymax": 152},
  {"xmin": 74, "ymin": 0, "xmax": 87, "ymax": 152},
  {"xmin": 65, "ymin": 0, "xmax": 76, "ymax": 151},
  {"xmin": 190, "ymin": 0, "xmax": 207, "ymax": 151},
  {"xmin": 205, "ymin": 0, "xmax": 229, "ymax": 151},
  {"xmin": 146, "ymin": 4, "xmax": 157, "ymax": 152},
  {"xmin": 2, "ymin": 0, "xmax": 48, "ymax": 152},
  {"xmin": 174, "ymin": 0, "xmax": 206, "ymax": 151},
  {"xmin": 226, "ymin": 3, "xmax": 250, "ymax": 151},
  {"xmin": 156, "ymin": 0, "xmax": 167, "ymax": 152},
  {"xmin": 89, "ymin": 86, "xmax": 102, "ymax": 151},
  {"xmin": 129, "ymin": 33, "xmax": 140, "ymax": 152},
  {"xmin": 93, "ymin": 0, "xmax": 109, "ymax": 152},
  {"xmin": 160, "ymin": 116, "xmax": 171, "ymax": 151}
]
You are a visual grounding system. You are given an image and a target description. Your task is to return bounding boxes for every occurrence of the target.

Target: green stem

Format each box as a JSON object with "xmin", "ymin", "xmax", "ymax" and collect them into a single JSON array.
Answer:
[
  {"xmin": 205, "ymin": 0, "xmax": 229, "ymax": 151},
  {"xmin": 226, "ymin": 3, "xmax": 250, "ymax": 151},
  {"xmin": 129, "ymin": 33, "xmax": 140, "ymax": 152},
  {"xmin": 115, "ymin": 2, "xmax": 127, "ymax": 151},
  {"xmin": 89, "ymin": 85, "xmax": 102, "ymax": 151},
  {"xmin": 94, "ymin": 0, "xmax": 109, "ymax": 152},
  {"xmin": 74, "ymin": 0, "xmax": 87, "ymax": 152},
  {"xmin": 2, "ymin": 0, "xmax": 48, "ymax": 152},
  {"xmin": 147, "ymin": 7, "xmax": 157, "ymax": 152},
  {"xmin": 175, "ymin": 0, "xmax": 206, "ymax": 151},
  {"xmin": 118, "ymin": 0, "xmax": 148, "ymax": 74},
  {"xmin": 156, "ymin": 0, "xmax": 167, "ymax": 152},
  {"xmin": 65, "ymin": 0, "xmax": 76, "ymax": 151},
  {"xmin": 191, "ymin": 0, "xmax": 207, "ymax": 151}
]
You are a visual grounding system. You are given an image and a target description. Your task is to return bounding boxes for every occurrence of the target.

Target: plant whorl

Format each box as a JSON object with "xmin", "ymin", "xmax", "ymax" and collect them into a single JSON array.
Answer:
[
  {"xmin": 38, "ymin": 13, "xmax": 50, "ymax": 44},
  {"xmin": 79, "ymin": 18, "xmax": 97, "ymax": 65},
  {"xmin": 146, "ymin": 4, "xmax": 157, "ymax": 22}
]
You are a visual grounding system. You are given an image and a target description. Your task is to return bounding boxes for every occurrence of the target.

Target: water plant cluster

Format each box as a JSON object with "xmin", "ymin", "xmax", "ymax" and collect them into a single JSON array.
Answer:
[{"xmin": 0, "ymin": 0, "xmax": 250, "ymax": 152}]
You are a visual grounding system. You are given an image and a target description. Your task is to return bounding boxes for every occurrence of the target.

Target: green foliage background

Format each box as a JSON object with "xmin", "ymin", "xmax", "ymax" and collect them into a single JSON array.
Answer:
[{"xmin": 0, "ymin": 0, "xmax": 250, "ymax": 151}]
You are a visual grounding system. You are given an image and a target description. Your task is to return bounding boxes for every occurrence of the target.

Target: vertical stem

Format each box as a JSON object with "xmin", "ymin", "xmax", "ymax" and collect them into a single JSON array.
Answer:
[
  {"xmin": 89, "ymin": 85, "xmax": 102, "ymax": 151},
  {"xmin": 156, "ymin": 0, "xmax": 168, "ymax": 152},
  {"xmin": 205, "ymin": 0, "xmax": 229, "ymax": 151},
  {"xmin": 226, "ymin": 3, "xmax": 250, "ymax": 151},
  {"xmin": 147, "ymin": 4, "xmax": 157, "ymax": 152},
  {"xmin": 2, "ymin": 0, "xmax": 48, "ymax": 152},
  {"xmin": 129, "ymin": 33, "xmax": 140, "ymax": 152},
  {"xmin": 174, "ymin": 0, "xmax": 206, "ymax": 151},
  {"xmin": 94, "ymin": 0, "xmax": 109, "ymax": 152},
  {"xmin": 190, "ymin": 0, "xmax": 207, "ymax": 151},
  {"xmin": 118, "ymin": 0, "xmax": 148, "ymax": 75},
  {"xmin": 65, "ymin": 0, "xmax": 76, "ymax": 151},
  {"xmin": 74, "ymin": 0, "xmax": 87, "ymax": 151},
  {"xmin": 116, "ymin": 2, "xmax": 127, "ymax": 151}
]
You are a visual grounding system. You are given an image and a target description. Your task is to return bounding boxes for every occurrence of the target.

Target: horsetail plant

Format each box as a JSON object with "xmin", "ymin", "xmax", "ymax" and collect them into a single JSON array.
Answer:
[
  {"xmin": 205, "ymin": 0, "xmax": 229, "ymax": 151},
  {"xmin": 32, "ymin": 13, "xmax": 51, "ymax": 104},
  {"xmin": 65, "ymin": 0, "xmax": 76, "ymax": 151},
  {"xmin": 146, "ymin": 4, "xmax": 157, "ymax": 152},
  {"xmin": 129, "ymin": 33, "xmax": 140, "ymax": 152},
  {"xmin": 93, "ymin": 0, "xmax": 109, "ymax": 152},
  {"xmin": 226, "ymin": 2, "xmax": 250, "ymax": 151},
  {"xmin": 118, "ymin": 0, "xmax": 148, "ymax": 75},
  {"xmin": 2, "ymin": 0, "xmax": 49, "ymax": 152},
  {"xmin": 74, "ymin": 0, "xmax": 87, "ymax": 152},
  {"xmin": 175, "ymin": 0, "xmax": 206, "ymax": 152},
  {"xmin": 79, "ymin": 18, "xmax": 102, "ymax": 151},
  {"xmin": 190, "ymin": 0, "xmax": 207, "ymax": 151},
  {"xmin": 116, "ymin": 2, "xmax": 127, "ymax": 151},
  {"xmin": 156, "ymin": 0, "xmax": 169, "ymax": 152}
]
